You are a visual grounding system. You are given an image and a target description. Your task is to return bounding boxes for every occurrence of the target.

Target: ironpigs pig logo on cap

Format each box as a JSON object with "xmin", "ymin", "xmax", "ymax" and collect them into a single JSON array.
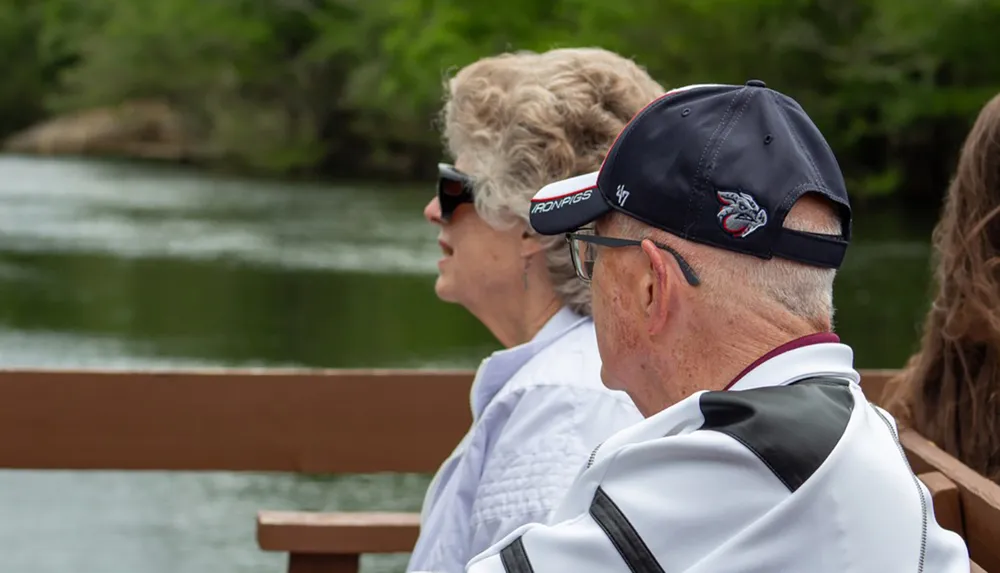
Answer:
[{"xmin": 716, "ymin": 191, "xmax": 768, "ymax": 238}]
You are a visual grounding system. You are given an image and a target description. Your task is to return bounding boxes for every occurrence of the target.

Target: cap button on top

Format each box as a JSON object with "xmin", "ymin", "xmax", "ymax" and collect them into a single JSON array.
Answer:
[{"xmin": 745, "ymin": 79, "xmax": 766, "ymax": 88}]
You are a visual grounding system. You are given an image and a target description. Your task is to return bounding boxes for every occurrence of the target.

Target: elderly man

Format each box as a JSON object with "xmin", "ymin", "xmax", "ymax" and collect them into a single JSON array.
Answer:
[{"xmin": 452, "ymin": 81, "xmax": 971, "ymax": 572}]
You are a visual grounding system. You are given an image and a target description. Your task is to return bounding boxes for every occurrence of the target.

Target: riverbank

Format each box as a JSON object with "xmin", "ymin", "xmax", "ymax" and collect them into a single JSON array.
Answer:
[
  {"xmin": 2, "ymin": 100, "xmax": 211, "ymax": 162},
  {"xmin": 2, "ymin": 104, "xmax": 442, "ymax": 183}
]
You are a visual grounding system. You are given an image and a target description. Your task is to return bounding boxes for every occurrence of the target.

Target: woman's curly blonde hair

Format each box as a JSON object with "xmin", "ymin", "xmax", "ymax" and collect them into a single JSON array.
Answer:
[{"xmin": 440, "ymin": 47, "xmax": 664, "ymax": 316}]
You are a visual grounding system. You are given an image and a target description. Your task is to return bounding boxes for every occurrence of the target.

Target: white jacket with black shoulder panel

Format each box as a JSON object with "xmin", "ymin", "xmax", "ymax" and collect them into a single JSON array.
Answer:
[{"xmin": 450, "ymin": 340, "xmax": 971, "ymax": 573}]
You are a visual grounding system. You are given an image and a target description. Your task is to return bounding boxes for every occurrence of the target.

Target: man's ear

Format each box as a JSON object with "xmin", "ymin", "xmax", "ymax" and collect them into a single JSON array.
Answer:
[
  {"xmin": 640, "ymin": 239, "xmax": 672, "ymax": 336},
  {"xmin": 520, "ymin": 228, "xmax": 545, "ymax": 258}
]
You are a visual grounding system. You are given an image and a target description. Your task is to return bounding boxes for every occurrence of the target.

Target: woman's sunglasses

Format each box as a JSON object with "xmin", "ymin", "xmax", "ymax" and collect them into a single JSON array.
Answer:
[{"xmin": 438, "ymin": 163, "xmax": 475, "ymax": 221}]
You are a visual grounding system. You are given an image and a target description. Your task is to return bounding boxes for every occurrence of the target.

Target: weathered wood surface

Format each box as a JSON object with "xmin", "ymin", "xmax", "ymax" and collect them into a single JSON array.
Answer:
[
  {"xmin": 0, "ymin": 368, "xmax": 992, "ymax": 572},
  {"xmin": 903, "ymin": 430, "xmax": 1000, "ymax": 572},
  {"xmin": 0, "ymin": 368, "xmax": 904, "ymax": 473},
  {"xmin": 0, "ymin": 369, "xmax": 473, "ymax": 473}
]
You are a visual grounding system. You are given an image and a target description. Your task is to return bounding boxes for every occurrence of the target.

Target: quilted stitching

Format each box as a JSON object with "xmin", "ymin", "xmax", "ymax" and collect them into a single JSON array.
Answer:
[{"xmin": 470, "ymin": 402, "xmax": 588, "ymax": 527}]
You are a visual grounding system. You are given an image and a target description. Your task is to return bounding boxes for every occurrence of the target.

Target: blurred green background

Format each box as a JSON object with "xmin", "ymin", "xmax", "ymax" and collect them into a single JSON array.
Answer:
[{"xmin": 4, "ymin": 0, "xmax": 999, "ymax": 196}]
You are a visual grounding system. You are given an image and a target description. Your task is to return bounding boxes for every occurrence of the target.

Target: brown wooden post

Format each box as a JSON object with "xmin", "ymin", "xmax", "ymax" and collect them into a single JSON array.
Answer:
[
  {"xmin": 288, "ymin": 553, "xmax": 359, "ymax": 573},
  {"xmin": 857, "ymin": 369, "xmax": 898, "ymax": 406},
  {"xmin": 902, "ymin": 430, "xmax": 1000, "ymax": 572},
  {"xmin": 258, "ymin": 511, "xmax": 420, "ymax": 573},
  {"xmin": 918, "ymin": 471, "xmax": 965, "ymax": 537}
]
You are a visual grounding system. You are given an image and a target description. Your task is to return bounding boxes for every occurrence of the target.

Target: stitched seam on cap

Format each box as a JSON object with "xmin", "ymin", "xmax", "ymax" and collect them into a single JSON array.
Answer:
[
  {"xmin": 768, "ymin": 91, "xmax": 822, "ymax": 183},
  {"xmin": 779, "ymin": 181, "xmax": 830, "ymax": 214},
  {"xmin": 706, "ymin": 91, "xmax": 756, "ymax": 187},
  {"xmin": 689, "ymin": 88, "xmax": 744, "ymax": 229}
]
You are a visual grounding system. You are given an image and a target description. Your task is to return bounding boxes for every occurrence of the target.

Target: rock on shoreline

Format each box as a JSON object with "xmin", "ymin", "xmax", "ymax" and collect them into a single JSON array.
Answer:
[{"xmin": 2, "ymin": 100, "xmax": 216, "ymax": 162}]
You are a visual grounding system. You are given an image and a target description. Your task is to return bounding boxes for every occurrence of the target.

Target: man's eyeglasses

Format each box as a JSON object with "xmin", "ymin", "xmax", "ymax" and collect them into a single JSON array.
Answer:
[
  {"xmin": 566, "ymin": 229, "xmax": 701, "ymax": 286},
  {"xmin": 438, "ymin": 163, "xmax": 475, "ymax": 221}
]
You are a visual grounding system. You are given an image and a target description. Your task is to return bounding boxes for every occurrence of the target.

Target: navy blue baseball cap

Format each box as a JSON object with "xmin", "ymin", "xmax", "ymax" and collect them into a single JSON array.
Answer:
[{"xmin": 528, "ymin": 81, "xmax": 851, "ymax": 268}]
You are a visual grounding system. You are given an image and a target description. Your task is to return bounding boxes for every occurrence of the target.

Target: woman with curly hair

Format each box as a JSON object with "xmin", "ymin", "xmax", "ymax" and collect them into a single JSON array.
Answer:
[{"xmin": 410, "ymin": 48, "xmax": 664, "ymax": 572}]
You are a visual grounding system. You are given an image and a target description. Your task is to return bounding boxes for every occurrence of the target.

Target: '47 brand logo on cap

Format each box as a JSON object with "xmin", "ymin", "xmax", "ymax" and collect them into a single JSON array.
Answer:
[
  {"xmin": 717, "ymin": 191, "xmax": 768, "ymax": 238},
  {"xmin": 615, "ymin": 184, "xmax": 629, "ymax": 206}
]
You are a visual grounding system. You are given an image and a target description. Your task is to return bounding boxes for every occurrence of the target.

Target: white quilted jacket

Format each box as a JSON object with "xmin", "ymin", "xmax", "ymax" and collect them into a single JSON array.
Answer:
[{"xmin": 405, "ymin": 307, "xmax": 642, "ymax": 573}]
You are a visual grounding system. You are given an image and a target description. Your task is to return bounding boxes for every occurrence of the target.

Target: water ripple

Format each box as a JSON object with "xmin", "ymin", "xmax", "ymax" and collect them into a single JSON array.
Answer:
[{"xmin": 0, "ymin": 155, "xmax": 441, "ymax": 275}]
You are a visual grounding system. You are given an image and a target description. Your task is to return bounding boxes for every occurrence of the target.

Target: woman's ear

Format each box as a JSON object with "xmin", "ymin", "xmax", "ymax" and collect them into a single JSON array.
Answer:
[{"xmin": 520, "ymin": 228, "xmax": 546, "ymax": 258}]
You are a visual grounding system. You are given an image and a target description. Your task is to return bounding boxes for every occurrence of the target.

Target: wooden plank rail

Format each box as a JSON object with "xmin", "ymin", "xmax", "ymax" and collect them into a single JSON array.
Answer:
[
  {"xmin": 0, "ymin": 368, "xmax": 992, "ymax": 572},
  {"xmin": 0, "ymin": 368, "xmax": 898, "ymax": 473},
  {"xmin": 0, "ymin": 369, "xmax": 473, "ymax": 473}
]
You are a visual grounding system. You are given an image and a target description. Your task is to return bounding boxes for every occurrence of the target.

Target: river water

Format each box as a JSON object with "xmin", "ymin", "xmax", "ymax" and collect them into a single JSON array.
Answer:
[{"xmin": 0, "ymin": 155, "xmax": 939, "ymax": 572}]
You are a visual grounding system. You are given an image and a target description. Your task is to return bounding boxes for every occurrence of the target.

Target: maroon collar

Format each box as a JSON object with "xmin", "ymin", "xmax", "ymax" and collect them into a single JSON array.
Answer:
[{"xmin": 723, "ymin": 332, "xmax": 841, "ymax": 390}]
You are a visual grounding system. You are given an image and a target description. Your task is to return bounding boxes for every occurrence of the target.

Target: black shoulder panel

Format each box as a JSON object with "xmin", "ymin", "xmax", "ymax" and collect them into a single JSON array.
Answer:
[
  {"xmin": 500, "ymin": 536, "xmax": 534, "ymax": 573},
  {"xmin": 698, "ymin": 378, "xmax": 854, "ymax": 492}
]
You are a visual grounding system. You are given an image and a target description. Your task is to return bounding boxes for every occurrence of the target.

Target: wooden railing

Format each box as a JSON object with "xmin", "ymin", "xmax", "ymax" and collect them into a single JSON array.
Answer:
[
  {"xmin": 0, "ymin": 368, "xmax": 472, "ymax": 473},
  {"xmin": 0, "ymin": 368, "xmax": 995, "ymax": 573},
  {"xmin": 901, "ymin": 429, "xmax": 1000, "ymax": 572}
]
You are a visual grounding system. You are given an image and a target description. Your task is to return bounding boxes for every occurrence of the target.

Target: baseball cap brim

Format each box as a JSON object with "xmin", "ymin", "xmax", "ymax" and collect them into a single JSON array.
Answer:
[{"xmin": 528, "ymin": 171, "xmax": 611, "ymax": 235}]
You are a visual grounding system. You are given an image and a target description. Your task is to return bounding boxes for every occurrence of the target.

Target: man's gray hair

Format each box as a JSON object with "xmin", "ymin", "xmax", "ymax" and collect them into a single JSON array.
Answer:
[{"xmin": 614, "ymin": 199, "xmax": 841, "ymax": 325}]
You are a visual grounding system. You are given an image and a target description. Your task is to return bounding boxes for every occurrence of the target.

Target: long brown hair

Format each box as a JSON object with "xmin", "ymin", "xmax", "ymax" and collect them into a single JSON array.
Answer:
[{"xmin": 884, "ymin": 92, "xmax": 1000, "ymax": 483}]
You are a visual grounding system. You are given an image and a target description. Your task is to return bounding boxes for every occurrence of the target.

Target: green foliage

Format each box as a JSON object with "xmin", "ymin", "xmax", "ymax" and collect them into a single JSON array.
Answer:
[
  {"xmin": 0, "ymin": 0, "xmax": 63, "ymax": 135},
  {"xmin": 1, "ymin": 0, "xmax": 999, "ymax": 194}
]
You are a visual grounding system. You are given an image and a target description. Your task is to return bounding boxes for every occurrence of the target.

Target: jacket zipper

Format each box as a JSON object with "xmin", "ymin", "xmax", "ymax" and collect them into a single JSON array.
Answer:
[
  {"xmin": 871, "ymin": 404, "xmax": 928, "ymax": 573},
  {"xmin": 586, "ymin": 441, "xmax": 604, "ymax": 469}
]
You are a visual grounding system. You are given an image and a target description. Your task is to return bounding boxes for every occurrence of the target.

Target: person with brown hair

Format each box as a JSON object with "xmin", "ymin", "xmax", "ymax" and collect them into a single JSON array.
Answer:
[
  {"xmin": 409, "ymin": 48, "xmax": 664, "ymax": 573},
  {"xmin": 884, "ymin": 92, "xmax": 1000, "ymax": 483}
]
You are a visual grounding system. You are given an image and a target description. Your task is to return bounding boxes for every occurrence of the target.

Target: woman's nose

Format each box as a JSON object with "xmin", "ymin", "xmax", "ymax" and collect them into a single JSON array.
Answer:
[{"xmin": 424, "ymin": 196, "xmax": 444, "ymax": 225}]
